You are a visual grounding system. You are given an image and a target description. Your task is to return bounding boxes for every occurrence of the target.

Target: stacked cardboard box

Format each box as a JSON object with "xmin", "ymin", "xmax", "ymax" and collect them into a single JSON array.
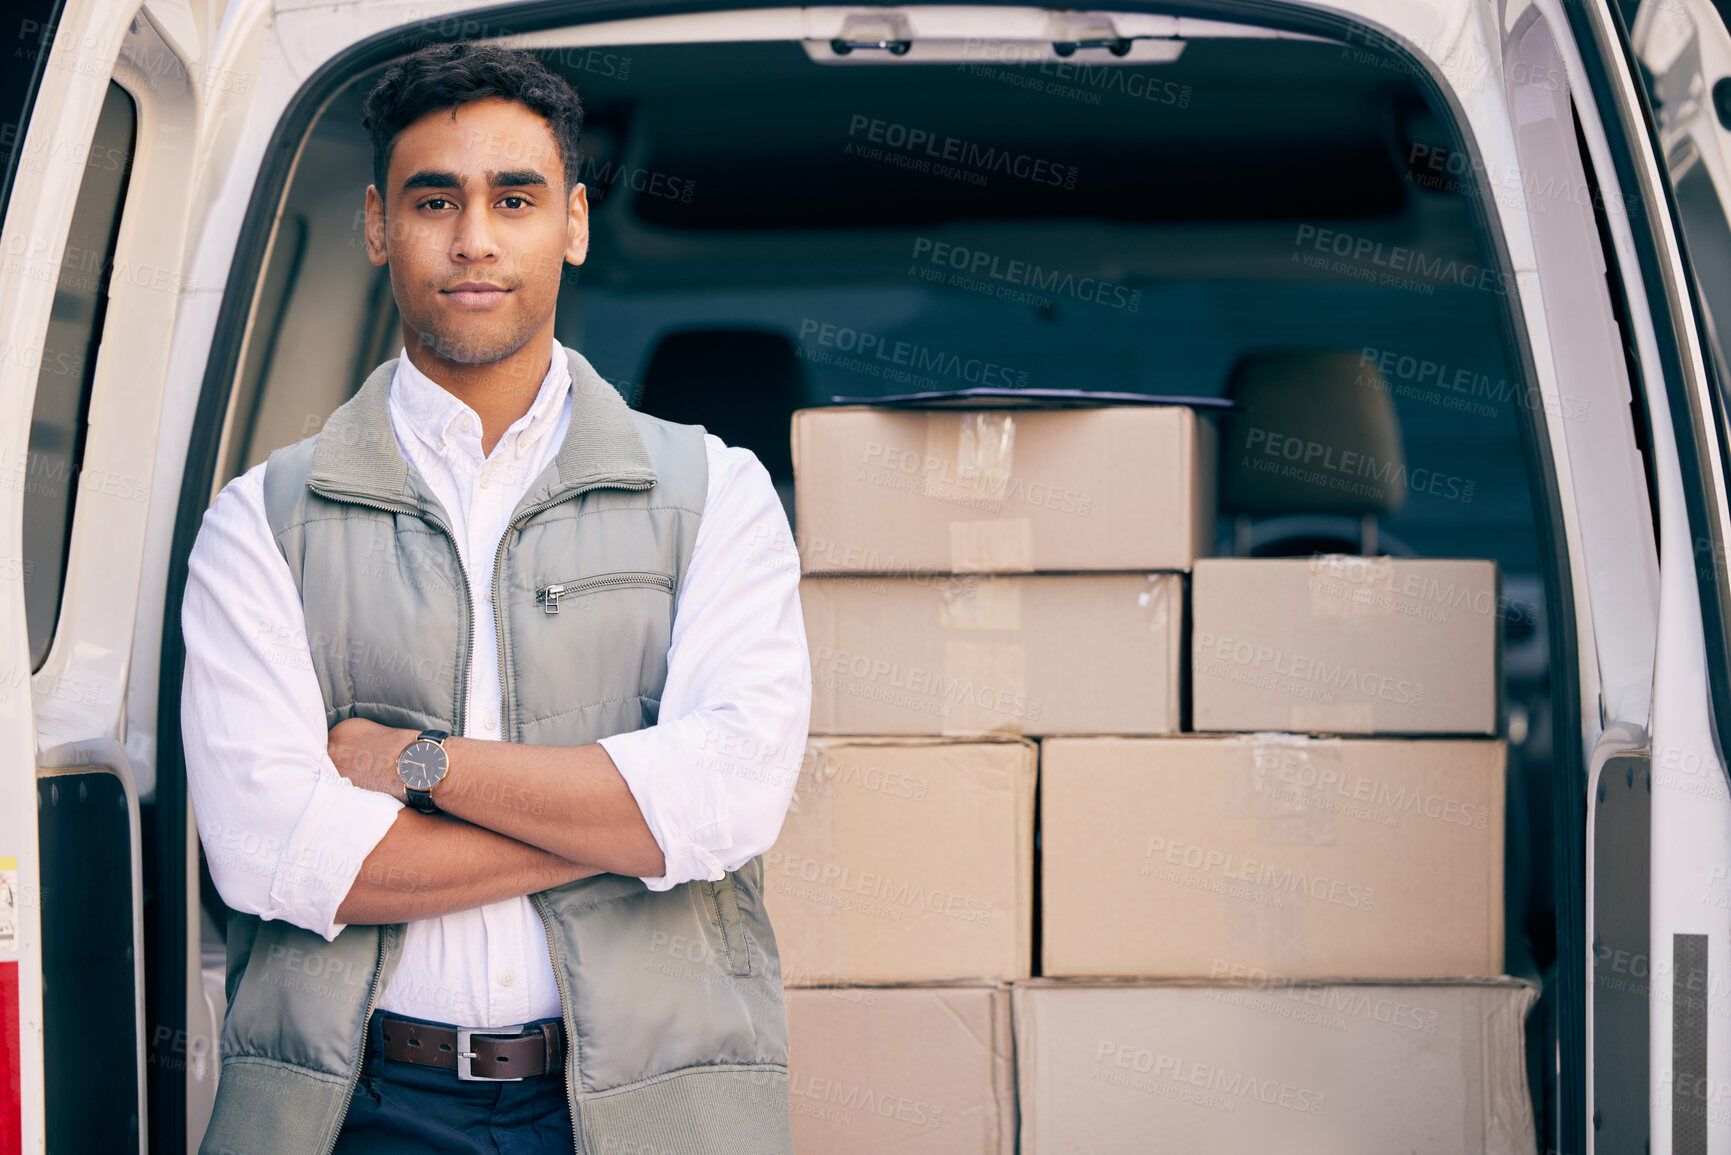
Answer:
[
  {"xmin": 1028, "ymin": 554, "xmax": 1534, "ymax": 1151},
  {"xmin": 1189, "ymin": 555, "xmax": 1502, "ymax": 735},
  {"xmin": 794, "ymin": 406, "xmax": 1215, "ymax": 578},
  {"xmin": 775, "ymin": 403, "xmax": 1537, "ymax": 1151},
  {"xmin": 786, "ymin": 984, "xmax": 1015, "ymax": 1155},
  {"xmin": 778, "ymin": 403, "xmax": 1213, "ymax": 1151},
  {"xmin": 1039, "ymin": 735, "xmax": 1506, "ymax": 979},
  {"xmin": 766, "ymin": 737, "xmax": 1036, "ymax": 986},
  {"xmin": 1014, "ymin": 978, "xmax": 1537, "ymax": 1153}
]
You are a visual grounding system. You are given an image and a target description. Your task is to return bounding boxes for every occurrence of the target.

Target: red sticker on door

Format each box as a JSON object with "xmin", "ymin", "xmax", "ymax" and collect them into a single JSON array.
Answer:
[{"xmin": 0, "ymin": 959, "xmax": 19, "ymax": 1155}]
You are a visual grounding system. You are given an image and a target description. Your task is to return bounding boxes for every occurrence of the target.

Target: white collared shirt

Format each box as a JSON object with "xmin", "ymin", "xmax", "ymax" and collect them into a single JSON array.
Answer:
[{"xmin": 181, "ymin": 343, "xmax": 810, "ymax": 1026}]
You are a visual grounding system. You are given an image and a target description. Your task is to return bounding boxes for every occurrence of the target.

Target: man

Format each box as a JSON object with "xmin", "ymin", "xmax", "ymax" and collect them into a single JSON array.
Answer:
[{"xmin": 182, "ymin": 43, "xmax": 808, "ymax": 1154}]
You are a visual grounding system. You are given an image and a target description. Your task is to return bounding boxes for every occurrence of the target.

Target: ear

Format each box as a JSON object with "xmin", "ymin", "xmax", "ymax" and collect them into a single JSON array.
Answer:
[
  {"xmin": 564, "ymin": 181, "xmax": 590, "ymax": 267},
  {"xmin": 364, "ymin": 185, "xmax": 388, "ymax": 267}
]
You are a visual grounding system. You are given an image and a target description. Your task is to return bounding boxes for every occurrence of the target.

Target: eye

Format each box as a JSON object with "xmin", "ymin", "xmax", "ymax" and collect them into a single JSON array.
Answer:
[
  {"xmin": 499, "ymin": 195, "xmax": 530, "ymax": 210},
  {"xmin": 421, "ymin": 197, "xmax": 455, "ymax": 211}
]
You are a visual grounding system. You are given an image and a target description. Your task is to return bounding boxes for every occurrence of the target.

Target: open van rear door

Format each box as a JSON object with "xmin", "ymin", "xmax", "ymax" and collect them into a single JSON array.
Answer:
[
  {"xmin": 0, "ymin": 0, "xmax": 214, "ymax": 1150},
  {"xmin": 1622, "ymin": 1, "xmax": 1731, "ymax": 1152}
]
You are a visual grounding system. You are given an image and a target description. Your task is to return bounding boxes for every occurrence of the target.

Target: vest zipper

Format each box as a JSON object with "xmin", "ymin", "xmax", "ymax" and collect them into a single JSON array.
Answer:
[
  {"xmin": 321, "ymin": 927, "xmax": 391, "ymax": 1155},
  {"xmin": 303, "ymin": 484, "xmax": 478, "ymax": 734},
  {"xmin": 535, "ymin": 571, "xmax": 675, "ymax": 614},
  {"xmin": 531, "ymin": 892, "xmax": 585, "ymax": 1155},
  {"xmin": 496, "ymin": 478, "xmax": 652, "ymax": 1155}
]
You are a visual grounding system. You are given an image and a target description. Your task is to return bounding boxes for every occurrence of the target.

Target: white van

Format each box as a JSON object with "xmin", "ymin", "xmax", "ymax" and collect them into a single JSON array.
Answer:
[{"xmin": 3, "ymin": 0, "xmax": 1730, "ymax": 1150}]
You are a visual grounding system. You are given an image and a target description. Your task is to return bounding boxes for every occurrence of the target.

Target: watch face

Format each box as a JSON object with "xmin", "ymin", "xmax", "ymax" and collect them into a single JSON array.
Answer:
[{"xmin": 398, "ymin": 739, "xmax": 449, "ymax": 791}]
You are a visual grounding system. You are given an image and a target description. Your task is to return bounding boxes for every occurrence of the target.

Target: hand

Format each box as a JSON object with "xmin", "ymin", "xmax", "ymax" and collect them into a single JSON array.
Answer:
[{"xmin": 328, "ymin": 717, "xmax": 419, "ymax": 801}]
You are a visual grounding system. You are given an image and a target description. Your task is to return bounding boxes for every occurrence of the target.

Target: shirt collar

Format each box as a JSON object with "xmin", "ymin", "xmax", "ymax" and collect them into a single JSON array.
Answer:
[{"xmin": 389, "ymin": 342, "xmax": 572, "ymax": 461}]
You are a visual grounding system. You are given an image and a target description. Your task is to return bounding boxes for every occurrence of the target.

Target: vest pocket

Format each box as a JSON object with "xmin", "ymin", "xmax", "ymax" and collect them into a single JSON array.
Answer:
[
  {"xmin": 534, "ymin": 570, "xmax": 674, "ymax": 615},
  {"xmin": 704, "ymin": 876, "xmax": 753, "ymax": 977}
]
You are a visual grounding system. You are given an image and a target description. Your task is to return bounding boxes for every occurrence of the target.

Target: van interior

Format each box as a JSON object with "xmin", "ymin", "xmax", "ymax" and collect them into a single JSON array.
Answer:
[{"xmin": 204, "ymin": 31, "xmax": 1560, "ymax": 1148}]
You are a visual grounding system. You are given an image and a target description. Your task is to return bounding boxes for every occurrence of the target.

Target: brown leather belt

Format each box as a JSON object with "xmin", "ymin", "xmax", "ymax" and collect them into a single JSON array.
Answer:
[{"xmin": 375, "ymin": 1014, "xmax": 565, "ymax": 1081}]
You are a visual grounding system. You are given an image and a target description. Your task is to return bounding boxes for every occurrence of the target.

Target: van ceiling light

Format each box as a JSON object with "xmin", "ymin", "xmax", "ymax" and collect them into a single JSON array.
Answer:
[
  {"xmin": 806, "ymin": 37, "xmax": 1184, "ymax": 66},
  {"xmin": 1047, "ymin": 10, "xmax": 1131, "ymax": 56},
  {"xmin": 807, "ymin": 37, "xmax": 1184, "ymax": 64},
  {"xmin": 808, "ymin": 7, "xmax": 1184, "ymax": 65},
  {"xmin": 827, "ymin": 11, "xmax": 913, "ymax": 55},
  {"xmin": 1052, "ymin": 37, "xmax": 1133, "ymax": 56},
  {"xmin": 830, "ymin": 36, "xmax": 913, "ymax": 55}
]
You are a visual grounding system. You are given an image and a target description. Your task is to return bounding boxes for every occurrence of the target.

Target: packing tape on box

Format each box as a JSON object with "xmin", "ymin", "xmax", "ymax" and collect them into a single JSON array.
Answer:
[
  {"xmin": 1216, "ymin": 734, "xmax": 1344, "ymax": 969},
  {"xmin": 948, "ymin": 519, "xmax": 1034, "ymax": 573},
  {"xmin": 939, "ymin": 575, "xmax": 1021, "ymax": 630},
  {"xmin": 941, "ymin": 641, "xmax": 1028, "ymax": 736},
  {"xmin": 1308, "ymin": 555, "xmax": 1395, "ymax": 617},
  {"xmin": 922, "ymin": 411, "xmax": 1016, "ymax": 504},
  {"xmin": 922, "ymin": 411, "xmax": 1016, "ymax": 490},
  {"xmin": 959, "ymin": 411, "xmax": 1016, "ymax": 475},
  {"xmin": 786, "ymin": 743, "xmax": 829, "ymax": 820},
  {"xmin": 1138, "ymin": 574, "xmax": 1173, "ymax": 632},
  {"xmin": 917, "ymin": 411, "xmax": 1030, "ymax": 572},
  {"xmin": 1222, "ymin": 734, "xmax": 1342, "ymax": 845}
]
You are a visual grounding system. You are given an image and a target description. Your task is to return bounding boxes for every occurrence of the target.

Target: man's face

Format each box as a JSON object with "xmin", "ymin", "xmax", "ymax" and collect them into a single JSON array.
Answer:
[{"xmin": 364, "ymin": 97, "xmax": 588, "ymax": 367}]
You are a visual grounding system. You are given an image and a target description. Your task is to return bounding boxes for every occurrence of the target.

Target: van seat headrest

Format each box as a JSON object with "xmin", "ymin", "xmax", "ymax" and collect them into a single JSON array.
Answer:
[{"xmin": 1217, "ymin": 350, "xmax": 1406, "ymax": 518}]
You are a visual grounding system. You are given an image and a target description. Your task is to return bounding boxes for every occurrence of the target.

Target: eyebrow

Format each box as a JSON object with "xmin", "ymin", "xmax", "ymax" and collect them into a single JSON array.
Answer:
[
  {"xmin": 401, "ymin": 170, "xmax": 461, "ymax": 192},
  {"xmin": 399, "ymin": 169, "xmax": 549, "ymax": 193},
  {"xmin": 489, "ymin": 169, "xmax": 548, "ymax": 188}
]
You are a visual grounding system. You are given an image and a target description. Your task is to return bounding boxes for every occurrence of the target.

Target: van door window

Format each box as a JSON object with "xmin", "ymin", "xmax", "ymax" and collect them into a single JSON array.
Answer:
[
  {"xmin": 20, "ymin": 81, "xmax": 135, "ymax": 669},
  {"xmin": 0, "ymin": 0, "xmax": 63, "ymax": 236},
  {"xmin": 1671, "ymin": 153, "xmax": 1731, "ymax": 371}
]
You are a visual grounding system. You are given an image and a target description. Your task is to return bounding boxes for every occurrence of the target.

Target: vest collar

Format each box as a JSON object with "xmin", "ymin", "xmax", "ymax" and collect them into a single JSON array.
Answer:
[{"xmin": 306, "ymin": 345, "xmax": 658, "ymax": 509}]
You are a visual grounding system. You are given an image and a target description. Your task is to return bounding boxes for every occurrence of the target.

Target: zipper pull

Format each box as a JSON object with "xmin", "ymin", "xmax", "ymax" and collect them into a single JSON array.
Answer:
[{"xmin": 537, "ymin": 583, "xmax": 564, "ymax": 614}]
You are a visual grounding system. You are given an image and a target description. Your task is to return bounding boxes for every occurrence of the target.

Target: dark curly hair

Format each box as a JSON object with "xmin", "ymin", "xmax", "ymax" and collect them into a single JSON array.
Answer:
[{"xmin": 361, "ymin": 43, "xmax": 584, "ymax": 196}]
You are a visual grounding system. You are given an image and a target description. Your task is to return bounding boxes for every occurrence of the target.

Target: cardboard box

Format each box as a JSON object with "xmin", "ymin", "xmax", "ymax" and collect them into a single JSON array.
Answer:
[
  {"xmin": 765, "ymin": 738, "xmax": 1035, "ymax": 983},
  {"xmin": 804, "ymin": 573, "xmax": 1181, "ymax": 736},
  {"xmin": 1040, "ymin": 736, "xmax": 1505, "ymax": 978},
  {"xmin": 793, "ymin": 405, "xmax": 1215, "ymax": 574},
  {"xmin": 786, "ymin": 985, "xmax": 1015, "ymax": 1154},
  {"xmin": 1191, "ymin": 556, "xmax": 1501, "ymax": 735},
  {"xmin": 1014, "ymin": 978, "xmax": 1537, "ymax": 1154}
]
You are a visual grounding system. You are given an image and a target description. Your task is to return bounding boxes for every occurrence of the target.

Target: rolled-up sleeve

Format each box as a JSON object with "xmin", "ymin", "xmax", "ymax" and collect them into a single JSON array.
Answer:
[
  {"xmin": 181, "ymin": 464, "xmax": 403, "ymax": 941},
  {"xmin": 597, "ymin": 436, "xmax": 811, "ymax": 891}
]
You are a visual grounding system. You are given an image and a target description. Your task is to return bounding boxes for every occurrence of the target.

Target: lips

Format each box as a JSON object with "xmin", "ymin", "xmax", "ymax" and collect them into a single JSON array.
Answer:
[{"xmin": 441, "ymin": 282, "xmax": 512, "ymax": 307}]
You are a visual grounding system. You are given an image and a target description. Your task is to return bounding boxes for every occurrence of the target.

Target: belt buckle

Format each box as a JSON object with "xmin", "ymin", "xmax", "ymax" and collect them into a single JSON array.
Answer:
[{"xmin": 456, "ymin": 1025, "xmax": 529, "ymax": 1082}]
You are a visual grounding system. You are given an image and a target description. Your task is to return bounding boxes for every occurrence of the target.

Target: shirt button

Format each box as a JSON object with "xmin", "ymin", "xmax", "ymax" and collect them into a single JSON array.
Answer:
[
  {"xmin": 500, "ymin": 971, "xmax": 515, "ymax": 987},
  {"xmin": 485, "ymin": 715, "xmax": 499, "ymax": 731},
  {"xmin": 461, "ymin": 415, "xmax": 475, "ymax": 434}
]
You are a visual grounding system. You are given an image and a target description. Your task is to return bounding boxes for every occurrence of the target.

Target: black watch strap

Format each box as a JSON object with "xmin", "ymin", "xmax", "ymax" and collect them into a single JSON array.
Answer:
[{"xmin": 404, "ymin": 729, "xmax": 450, "ymax": 813}]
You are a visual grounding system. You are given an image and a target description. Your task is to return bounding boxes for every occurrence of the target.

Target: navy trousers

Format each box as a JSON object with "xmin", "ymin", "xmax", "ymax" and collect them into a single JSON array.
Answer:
[{"xmin": 333, "ymin": 1013, "xmax": 573, "ymax": 1154}]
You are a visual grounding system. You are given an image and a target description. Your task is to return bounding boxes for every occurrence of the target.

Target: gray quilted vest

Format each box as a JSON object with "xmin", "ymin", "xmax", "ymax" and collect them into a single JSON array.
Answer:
[{"xmin": 198, "ymin": 347, "xmax": 792, "ymax": 1155}]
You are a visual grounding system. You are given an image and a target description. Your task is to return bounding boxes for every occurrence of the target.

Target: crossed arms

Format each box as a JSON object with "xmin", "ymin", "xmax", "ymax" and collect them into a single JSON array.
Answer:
[
  {"xmin": 182, "ymin": 439, "xmax": 810, "ymax": 941},
  {"xmin": 323, "ymin": 725, "xmax": 661, "ymax": 924}
]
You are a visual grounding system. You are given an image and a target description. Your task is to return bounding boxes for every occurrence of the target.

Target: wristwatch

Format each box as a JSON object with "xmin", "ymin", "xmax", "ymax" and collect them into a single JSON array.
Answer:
[{"xmin": 397, "ymin": 728, "xmax": 451, "ymax": 813}]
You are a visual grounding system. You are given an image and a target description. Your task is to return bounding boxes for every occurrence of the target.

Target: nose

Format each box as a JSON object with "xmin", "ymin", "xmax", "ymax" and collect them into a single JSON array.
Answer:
[{"xmin": 450, "ymin": 201, "xmax": 500, "ymax": 264}]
